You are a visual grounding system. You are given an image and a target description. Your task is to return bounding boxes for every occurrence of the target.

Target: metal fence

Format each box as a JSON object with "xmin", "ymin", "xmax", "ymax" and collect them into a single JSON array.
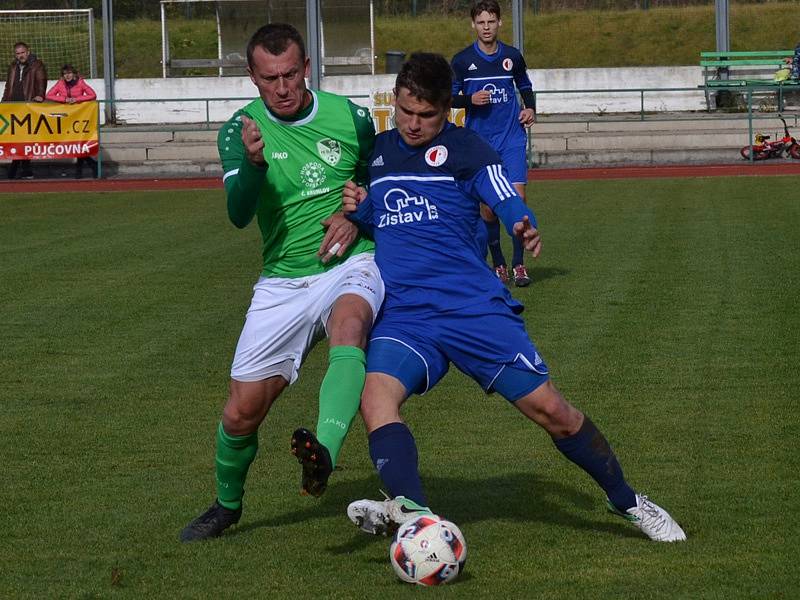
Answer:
[{"xmin": 80, "ymin": 87, "xmax": 799, "ymax": 178}]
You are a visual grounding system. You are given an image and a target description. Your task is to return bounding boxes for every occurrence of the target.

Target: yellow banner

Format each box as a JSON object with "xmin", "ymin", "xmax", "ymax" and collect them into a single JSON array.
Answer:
[
  {"xmin": 0, "ymin": 101, "xmax": 98, "ymax": 159},
  {"xmin": 370, "ymin": 90, "xmax": 465, "ymax": 133}
]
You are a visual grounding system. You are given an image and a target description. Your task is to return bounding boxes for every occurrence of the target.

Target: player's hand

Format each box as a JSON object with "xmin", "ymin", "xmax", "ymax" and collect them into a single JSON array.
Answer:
[
  {"xmin": 33, "ymin": 96, "xmax": 43, "ymax": 102},
  {"xmin": 471, "ymin": 90, "xmax": 491, "ymax": 106},
  {"xmin": 519, "ymin": 108, "xmax": 535, "ymax": 127},
  {"xmin": 342, "ymin": 180, "xmax": 367, "ymax": 214},
  {"xmin": 318, "ymin": 212, "xmax": 358, "ymax": 263},
  {"xmin": 240, "ymin": 115, "xmax": 266, "ymax": 167},
  {"xmin": 66, "ymin": 97, "xmax": 76, "ymax": 104},
  {"xmin": 512, "ymin": 215, "xmax": 541, "ymax": 257}
]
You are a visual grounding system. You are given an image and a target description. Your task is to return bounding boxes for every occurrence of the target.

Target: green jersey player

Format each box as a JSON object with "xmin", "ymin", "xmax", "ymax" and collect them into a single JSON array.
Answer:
[{"xmin": 181, "ymin": 23, "xmax": 384, "ymax": 542}]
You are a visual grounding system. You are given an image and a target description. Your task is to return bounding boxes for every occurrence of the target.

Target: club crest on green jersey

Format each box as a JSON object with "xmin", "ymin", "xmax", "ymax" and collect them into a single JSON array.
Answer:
[
  {"xmin": 301, "ymin": 161, "xmax": 327, "ymax": 189},
  {"xmin": 317, "ymin": 138, "xmax": 342, "ymax": 166}
]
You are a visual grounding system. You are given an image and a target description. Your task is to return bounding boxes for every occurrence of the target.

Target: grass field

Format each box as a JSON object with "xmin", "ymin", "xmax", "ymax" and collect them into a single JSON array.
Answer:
[{"xmin": 2, "ymin": 175, "xmax": 798, "ymax": 598}]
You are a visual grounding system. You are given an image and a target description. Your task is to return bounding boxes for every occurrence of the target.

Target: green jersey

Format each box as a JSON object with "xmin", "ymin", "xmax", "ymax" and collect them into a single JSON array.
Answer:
[{"xmin": 218, "ymin": 90, "xmax": 375, "ymax": 278}]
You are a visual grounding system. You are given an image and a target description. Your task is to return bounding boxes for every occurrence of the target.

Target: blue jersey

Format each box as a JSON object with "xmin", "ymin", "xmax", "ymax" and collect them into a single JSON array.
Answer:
[
  {"xmin": 451, "ymin": 41, "xmax": 533, "ymax": 150},
  {"xmin": 353, "ymin": 122, "xmax": 524, "ymax": 316}
]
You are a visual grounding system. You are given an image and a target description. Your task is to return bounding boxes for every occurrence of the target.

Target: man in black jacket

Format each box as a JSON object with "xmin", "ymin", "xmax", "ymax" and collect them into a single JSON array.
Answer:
[{"xmin": 3, "ymin": 42, "xmax": 47, "ymax": 179}]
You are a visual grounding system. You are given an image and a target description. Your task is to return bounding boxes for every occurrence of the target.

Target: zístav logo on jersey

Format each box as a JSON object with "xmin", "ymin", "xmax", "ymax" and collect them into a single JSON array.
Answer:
[
  {"xmin": 482, "ymin": 83, "xmax": 509, "ymax": 104},
  {"xmin": 379, "ymin": 187, "xmax": 439, "ymax": 228}
]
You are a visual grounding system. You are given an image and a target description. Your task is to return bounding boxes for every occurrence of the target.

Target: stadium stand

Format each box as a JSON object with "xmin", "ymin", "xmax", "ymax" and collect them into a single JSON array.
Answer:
[{"xmin": 700, "ymin": 50, "xmax": 800, "ymax": 110}]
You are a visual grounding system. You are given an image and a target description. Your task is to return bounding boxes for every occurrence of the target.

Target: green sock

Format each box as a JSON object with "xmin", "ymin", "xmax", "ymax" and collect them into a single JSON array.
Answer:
[
  {"xmin": 215, "ymin": 422, "xmax": 258, "ymax": 510},
  {"xmin": 316, "ymin": 345, "xmax": 366, "ymax": 467}
]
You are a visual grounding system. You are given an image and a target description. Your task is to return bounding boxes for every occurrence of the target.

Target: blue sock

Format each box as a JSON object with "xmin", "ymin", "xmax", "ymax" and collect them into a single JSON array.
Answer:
[
  {"xmin": 511, "ymin": 234, "xmax": 524, "ymax": 268},
  {"xmin": 368, "ymin": 422, "xmax": 427, "ymax": 506},
  {"xmin": 485, "ymin": 219, "xmax": 505, "ymax": 268},
  {"xmin": 553, "ymin": 417, "xmax": 637, "ymax": 511}
]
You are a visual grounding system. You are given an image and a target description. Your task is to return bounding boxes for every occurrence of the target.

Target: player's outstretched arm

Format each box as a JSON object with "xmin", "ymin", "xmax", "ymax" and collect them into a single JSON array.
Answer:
[
  {"xmin": 512, "ymin": 215, "xmax": 542, "ymax": 257},
  {"xmin": 493, "ymin": 195, "xmax": 541, "ymax": 258}
]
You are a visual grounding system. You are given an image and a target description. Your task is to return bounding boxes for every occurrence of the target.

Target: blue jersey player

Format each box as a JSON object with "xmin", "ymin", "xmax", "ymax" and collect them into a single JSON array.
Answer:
[
  {"xmin": 451, "ymin": 0, "xmax": 537, "ymax": 287},
  {"xmin": 343, "ymin": 53, "xmax": 686, "ymax": 543}
]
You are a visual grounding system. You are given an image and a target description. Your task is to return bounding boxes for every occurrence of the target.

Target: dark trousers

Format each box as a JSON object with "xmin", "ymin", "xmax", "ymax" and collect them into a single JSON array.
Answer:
[
  {"xmin": 75, "ymin": 157, "xmax": 98, "ymax": 179},
  {"xmin": 7, "ymin": 159, "xmax": 33, "ymax": 179}
]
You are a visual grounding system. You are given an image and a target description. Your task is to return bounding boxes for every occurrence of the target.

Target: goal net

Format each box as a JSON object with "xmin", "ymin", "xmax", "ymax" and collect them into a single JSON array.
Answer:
[
  {"xmin": 0, "ymin": 10, "xmax": 97, "ymax": 80},
  {"xmin": 161, "ymin": 0, "xmax": 373, "ymax": 77}
]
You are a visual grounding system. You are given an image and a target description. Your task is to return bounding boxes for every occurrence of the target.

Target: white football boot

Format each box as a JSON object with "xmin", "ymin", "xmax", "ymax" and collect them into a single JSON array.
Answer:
[
  {"xmin": 347, "ymin": 493, "xmax": 436, "ymax": 536},
  {"xmin": 608, "ymin": 494, "xmax": 687, "ymax": 542}
]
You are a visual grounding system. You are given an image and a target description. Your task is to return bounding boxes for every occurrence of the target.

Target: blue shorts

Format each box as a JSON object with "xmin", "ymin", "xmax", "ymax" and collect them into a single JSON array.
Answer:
[
  {"xmin": 367, "ymin": 298, "xmax": 549, "ymax": 401},
  {"xmin": 498, "ymin": 144, "xmax": 528, "ymax": 185}
]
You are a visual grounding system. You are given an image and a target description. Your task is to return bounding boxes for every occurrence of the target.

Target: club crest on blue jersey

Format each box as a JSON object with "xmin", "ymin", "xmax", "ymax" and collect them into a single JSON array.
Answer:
[
  {"xmin": 502, "ymin": 58, "xmax": 513, "ymax": 71},
  {"xmin": 425, "ymin": 145, "xmax": 448, "ymax": 167}
]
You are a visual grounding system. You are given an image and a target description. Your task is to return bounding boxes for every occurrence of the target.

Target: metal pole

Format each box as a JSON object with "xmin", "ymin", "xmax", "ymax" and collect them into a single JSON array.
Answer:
[
  {"xmin": 715, "ymin": 0, "xmax": 730, "ymax": 54},
  {"xmin": 640, "ymin": 90, "xmax": 644, "ymax": 120},
  {"xmin": 747, "ymin": 89, "xmax": 753, "ymax": 163},
  {"xmin": 370, "ymin": 0, "xmax": 375, "ymax": 75},
  {"xmin": 96, "ymin": 102, "xmax": 103, "ymax": 178},
  {"xmin": 161, "ymin": 2, "xmax": 168, "ymax": 78},
  {"xmin": 216, "ymin": 4, "xmax": 223, "ymax": 76},
  {"xmin": 102, "ymin": 0, "xmax": 116, "ymax": 123},
  {"xmin": 512, "ymin": 0, "xmax": 524, "ymax": 55},
  {"xmin": 88, "ymin": 9, "xmax": 97, "ymax": 78},
  {"xmin": 306, "ymin": 0, "xmax": 322, "ymax": 89}
]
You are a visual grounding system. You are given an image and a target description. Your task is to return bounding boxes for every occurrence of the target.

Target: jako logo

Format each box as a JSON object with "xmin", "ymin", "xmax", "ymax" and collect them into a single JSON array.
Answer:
[{"xmin": 271, "ymin": 151, "xmax": 288, "ymax": 159}]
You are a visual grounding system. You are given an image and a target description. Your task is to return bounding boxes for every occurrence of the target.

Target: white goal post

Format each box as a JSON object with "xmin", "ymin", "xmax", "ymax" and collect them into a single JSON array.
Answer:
[
  {"xmin": 0, "ymin": 10, "xmax": 97, "ymax": 79},
  {"xmin": 160, "ymin": 0, "xmax": 374, "ymax": 78}
]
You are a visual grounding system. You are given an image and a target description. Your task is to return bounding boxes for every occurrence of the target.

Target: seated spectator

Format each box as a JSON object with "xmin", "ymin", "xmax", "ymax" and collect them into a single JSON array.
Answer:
[{"xmin": 46, "ymin": 65, "xmax": 98, "ymax": 178}]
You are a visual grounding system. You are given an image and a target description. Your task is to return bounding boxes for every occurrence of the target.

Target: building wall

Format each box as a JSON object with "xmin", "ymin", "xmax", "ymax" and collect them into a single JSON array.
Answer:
[{"xmin": 2, "ymin": 66, "xmax": 706, "ymax": 125}]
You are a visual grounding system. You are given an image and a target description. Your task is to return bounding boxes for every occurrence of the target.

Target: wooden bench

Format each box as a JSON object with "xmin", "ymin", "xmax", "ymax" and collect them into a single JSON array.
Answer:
[{"xmin": 700, "ymin": 50, "xmax": 799, "ymax": 110}]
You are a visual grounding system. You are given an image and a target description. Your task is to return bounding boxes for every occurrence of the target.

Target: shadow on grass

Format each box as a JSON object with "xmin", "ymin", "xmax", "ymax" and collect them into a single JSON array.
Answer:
[
  {"xmin": 527, "ymin": 266, "xmax": 570, "ymax": 284},
  {"xmin": 230, "ymin": 469, "xmax": 640, "ymax": 548}
]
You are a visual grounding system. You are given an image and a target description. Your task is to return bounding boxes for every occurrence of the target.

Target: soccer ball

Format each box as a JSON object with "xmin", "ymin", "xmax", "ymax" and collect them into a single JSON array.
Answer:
[{"xmin": 389, "ymin": 515, "xmax": 467, "ymax": 586}]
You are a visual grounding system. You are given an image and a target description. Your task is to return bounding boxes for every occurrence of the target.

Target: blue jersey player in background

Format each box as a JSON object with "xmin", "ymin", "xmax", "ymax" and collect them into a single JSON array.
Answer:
[
  {"xmin": 452, "ymin": 0, "xmax": 537, "ymax": 287},
  {"xmin": 342, "ymin": 53, "xmax": 686, "ymax": 544}
]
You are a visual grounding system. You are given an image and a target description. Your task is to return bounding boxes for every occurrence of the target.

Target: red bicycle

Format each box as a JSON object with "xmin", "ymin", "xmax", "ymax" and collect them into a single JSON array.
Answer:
[{"xmin": 740, "ymin": 115, "xmax": 800, "ymax": 160}]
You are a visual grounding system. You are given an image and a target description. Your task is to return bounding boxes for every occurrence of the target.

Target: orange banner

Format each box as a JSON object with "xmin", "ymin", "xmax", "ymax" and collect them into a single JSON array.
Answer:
[
  {"xmin": 0, "ymin": 101, "xmax": 98, "ymax": 160},
  {"xmin": 370, "ymin": 90, "xmax": 465, "ymax": 133}
]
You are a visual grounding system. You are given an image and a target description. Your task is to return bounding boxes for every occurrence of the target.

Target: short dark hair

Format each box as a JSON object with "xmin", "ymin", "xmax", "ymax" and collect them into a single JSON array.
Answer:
[
  {"xmin": 246, "ymin": 23, "xmax": 306, "ymax": 68},
  {"xmin": 470, "ymin": 0, "xmax": 501, "ymax": 20},
  {"xmin": 394, "ymin": 52, "xmax": 452, "ymax": 110},
  {"xmin": 14, "ymin": 41, "xmax": 29, "ymax": 51},
  {"xmin": 61, "ymin": 64, "xmax": 77, "ymax": 75}
]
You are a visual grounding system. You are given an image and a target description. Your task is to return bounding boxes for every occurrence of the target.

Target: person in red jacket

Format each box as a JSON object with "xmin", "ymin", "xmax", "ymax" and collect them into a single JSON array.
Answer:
[
  {"xmin": 46, "ymin": 65, "xmax": 98, "ymax": 178},
  {"xmin": 46, "ymin": 64, "xmax": 96, "ymax": 103}
]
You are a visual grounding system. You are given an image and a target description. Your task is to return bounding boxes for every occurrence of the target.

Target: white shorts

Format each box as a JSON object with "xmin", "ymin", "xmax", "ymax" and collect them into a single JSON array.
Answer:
[{"xmin": 230, "ymin": 253, "xmax": 384, "ymax": 384}]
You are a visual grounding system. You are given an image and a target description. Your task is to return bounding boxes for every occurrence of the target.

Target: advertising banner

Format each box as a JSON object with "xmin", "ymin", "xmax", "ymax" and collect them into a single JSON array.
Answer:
[
  {"xmin": 370, "ymin": 90, "xmax": 465, "ymax": 133},
  {"xmin": 0, "ymin": 101, "xmax": 98, "ymax": 160}
]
